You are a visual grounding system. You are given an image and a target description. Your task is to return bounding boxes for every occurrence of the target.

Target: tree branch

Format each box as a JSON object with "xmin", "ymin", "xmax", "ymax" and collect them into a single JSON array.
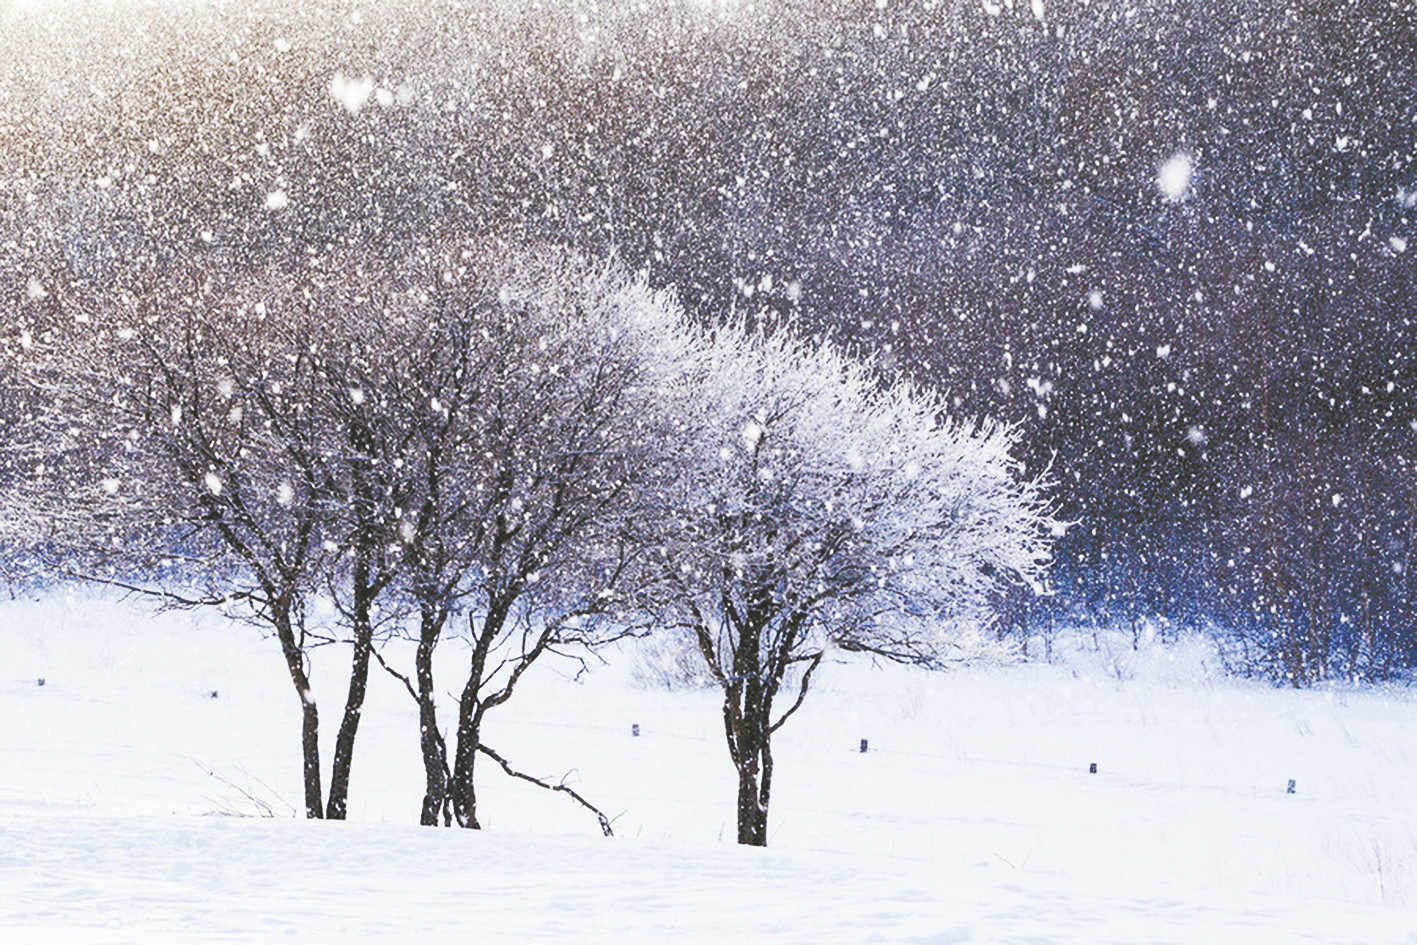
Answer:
[
  {"xmin": 476, "ymin": 743, "xmax": 614, "ymax": 837},
  {"xmin": 372, "ymin": 645, "xmax": 420, "ymax": 702},
  {"xmin": 768, "ymin": 648, "xmax": 825, "ymax": 736}
]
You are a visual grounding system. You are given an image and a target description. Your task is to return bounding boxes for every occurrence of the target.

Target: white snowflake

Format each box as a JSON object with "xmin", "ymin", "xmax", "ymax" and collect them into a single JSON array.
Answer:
[{"xmin": 1157, "ymin": 153, "xmax": 1194, "ymax": 203}]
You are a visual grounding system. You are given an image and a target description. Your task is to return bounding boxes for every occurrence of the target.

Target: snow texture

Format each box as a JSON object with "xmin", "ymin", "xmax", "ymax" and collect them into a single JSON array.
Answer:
[{"xmin": 1, "ymin": 592, "xmax": 1414, "ymax": 942}]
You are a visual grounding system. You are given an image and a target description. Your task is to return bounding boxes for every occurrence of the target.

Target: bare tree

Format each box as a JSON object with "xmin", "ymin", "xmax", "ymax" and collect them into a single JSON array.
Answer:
[
  {"xmin": 363, "ymin": 245, "xmax": 691, "ymax": 831},
  {"xmin": 11, "ymin": 263, "xmax": 335, "ymax": 816},
  {"xmin": 15, "ymin": 257, "xmax": 440, "ymax": 820},
  {"xmin": 643, "ymin": 325, "xmax": 1057, "ymax": 845},
  {"xmin": 16, "ymin": 239, "xmax": 698, "ymax": 831},
  {"xmin": 244, "ymin": 241, "xmax": 689, "ymax": 830}
]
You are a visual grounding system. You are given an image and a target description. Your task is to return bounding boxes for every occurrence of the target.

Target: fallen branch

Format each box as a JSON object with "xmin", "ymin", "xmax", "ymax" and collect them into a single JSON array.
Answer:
[{"xmin": 476, "ymin": 743, "xmax": 613, "ymax": 837}]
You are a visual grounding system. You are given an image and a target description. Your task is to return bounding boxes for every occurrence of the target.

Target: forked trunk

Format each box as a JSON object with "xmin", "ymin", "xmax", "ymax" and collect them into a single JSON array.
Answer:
[{"xmin": 725, "ymin": 674, "xmax": 776, "ymax": 847}]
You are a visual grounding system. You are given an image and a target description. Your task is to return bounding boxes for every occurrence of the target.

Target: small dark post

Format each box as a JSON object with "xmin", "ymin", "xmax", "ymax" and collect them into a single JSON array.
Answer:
[
  {"xmin": 37, "ymin": 678, "xmax": 45, "ymax": 687},
  {"xmin": 859, "ymin": 738, "xmax": 868, "ymax": 754},
  {"xmin": 631, "ymin": 723, "xmax": 640, "ymax": 737},
  {"xmin": 209, "ymin": 691, "xmax": 219, "ymax": 699},
  {"xmin": 1286, "ymin": 779, "xmax": 1296, "ymax": 794},
  {"xmin": 1089, "ymin": 762, "xmax": 1097, "ymax": 774}
]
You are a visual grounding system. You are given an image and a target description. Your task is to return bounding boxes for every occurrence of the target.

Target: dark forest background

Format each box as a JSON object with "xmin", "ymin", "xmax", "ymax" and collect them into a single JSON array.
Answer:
[{"xmin": 3, "ymin": 0, "xmax": 1415, "ymax": 684}]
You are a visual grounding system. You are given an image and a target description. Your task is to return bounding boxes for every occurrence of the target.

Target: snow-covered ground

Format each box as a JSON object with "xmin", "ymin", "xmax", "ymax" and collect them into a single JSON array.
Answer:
[{"xmin": 2, "ymin": 590, "xmax": 1415, "ymax": 942}]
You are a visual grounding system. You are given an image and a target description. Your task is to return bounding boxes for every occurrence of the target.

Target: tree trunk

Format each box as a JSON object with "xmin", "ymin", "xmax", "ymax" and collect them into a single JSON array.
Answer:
[
  {"xmin": 735, "ymin": 768, "xmax": 767, "ymax": 845},
  {"xmin": 415, "ymin": 609, "xmax": 451, "ymax": 826},
  {"xmin": 273, "ymin": 605, "xmax": 323, "ymax": 819},
  {"xmin": 299, "ymin": 687, "xmax": 323, "ymax": 820},
  {"xmin": 325, "ymin": 618, "xmax": 372, "ymax": 819},
  {"xmin": 327, "ymin": 419, "xmax": 380, "ymax": 820},
  {"xmin": 733, "ymin": 730, "xmax": 773, "ymax": 847},
  {"xmin": 725, "ymin": 655, "xmax": 773, "ymax": 845},
  {"xmin": 450, "ymin": 614, "xmax": 494, "ymax": 829},
  {"xmin": 449, "ymin": 693, "xmax": 483, "ymax": 829}
]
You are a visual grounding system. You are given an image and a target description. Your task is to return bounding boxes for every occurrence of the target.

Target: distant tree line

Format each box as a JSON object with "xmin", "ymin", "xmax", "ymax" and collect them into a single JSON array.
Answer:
[{"xmin": 1, "ymin": 0, "xmax": 1413, "ymax": 697}]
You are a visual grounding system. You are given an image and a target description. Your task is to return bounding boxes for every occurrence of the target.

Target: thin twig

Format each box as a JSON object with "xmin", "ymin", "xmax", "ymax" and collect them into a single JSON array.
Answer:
[
  {"xmin": 69, "ymin": 571, "xmax": 243, "ymax": 609},
  {"xmin": 192, "ymin": 759, "xmax": 295, "ymax": 818}
]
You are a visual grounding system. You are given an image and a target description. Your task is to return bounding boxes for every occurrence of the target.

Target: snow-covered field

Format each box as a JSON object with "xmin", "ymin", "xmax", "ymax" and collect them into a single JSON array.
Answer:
[{"xmin": 2, "ymin": 590, "xmax": 1415, "ymax": 943}]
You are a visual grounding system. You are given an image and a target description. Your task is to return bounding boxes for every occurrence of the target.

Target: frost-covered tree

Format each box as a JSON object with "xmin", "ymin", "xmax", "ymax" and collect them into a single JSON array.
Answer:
[
  {"xmin": 368, "ymin": 247, "xmax": 692, "ymax": 831},
  {"xmin": 12, "ymin": 230, "xmax": 702, "ymax": 831},
  {"xmin": 13, "ymin": 261, "xmax": 346, "ymax": 818},
  {"xmin": 13, "ymin": 252, "xmax": 527, "ymax": 820},
  {"xmin": 235, "ymin": 240, "xmax": 690, "ymax": 831},
  {"xmin": 644, "ymin": 326, "xmax": 1056, "ymax": 846}
]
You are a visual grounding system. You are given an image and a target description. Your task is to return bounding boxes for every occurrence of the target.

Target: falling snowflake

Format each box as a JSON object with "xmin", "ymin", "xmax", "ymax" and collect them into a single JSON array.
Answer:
[
  {"xmin": 330, "ymin": 72, "xmax": 374, "ymax": 114},
  {"xmin": 1157, "ymin": 153, "xmax": 1194, "ymax": 203}
]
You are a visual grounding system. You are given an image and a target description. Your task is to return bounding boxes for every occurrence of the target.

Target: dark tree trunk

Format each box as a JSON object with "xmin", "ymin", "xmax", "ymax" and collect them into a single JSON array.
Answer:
[
  {"xmin": 298, "ymin": 686, "xmax": 323, "ymax": 820},
  {"xmin": 415, "ymin": 609, "xmax": 451, "ymax": 826},
  {"xmin": 450, "ymin": 611, "xmax": 496, "ymax": 829},
  {"xmin": 725, "ymin": 602, "xmax": 776, "ymax": 847},
  {"xmin": 274, "ymin": 606, "xmax": 323, "ymax": 819},
  {"xmin": 327, "ymin": 427, "xmax": 379, "ymax": 820},
  {"xmin": 727, "ymin": 694, "xmax": 774, "ymax": 847},
  {"xmin": 449, "ymin": 693, "xmax": 483, "ymax": 829},
  {"xmin": 325, "ymin": 618, "xmax": 372, "ymax": 819},
  {"xmin": 735, "ymin": 752, "xmax": 770, "ymax": 846}
]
